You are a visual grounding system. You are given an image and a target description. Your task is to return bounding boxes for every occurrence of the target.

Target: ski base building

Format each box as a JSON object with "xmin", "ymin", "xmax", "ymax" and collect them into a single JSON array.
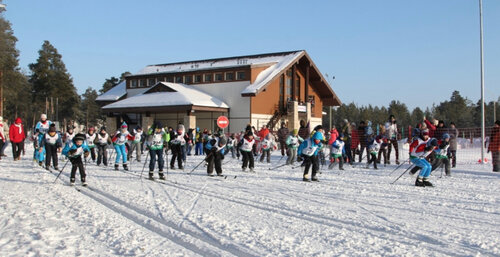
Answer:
[{"xmin": 97, "ymin": 50, "xmax": 341, "ymax": 133}]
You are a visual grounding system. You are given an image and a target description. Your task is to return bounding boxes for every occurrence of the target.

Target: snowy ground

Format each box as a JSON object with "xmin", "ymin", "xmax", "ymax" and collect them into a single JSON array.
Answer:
[{"xmin": 0, "ymin": 145, "xmax": 499, "ymax": 257}]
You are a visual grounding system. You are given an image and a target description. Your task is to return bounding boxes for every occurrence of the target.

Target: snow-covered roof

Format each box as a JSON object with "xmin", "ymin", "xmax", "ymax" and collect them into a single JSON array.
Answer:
[
  {"xmin": 135, "ymin": 51, "xmax": 304, "ymax": 76},
  {"xmin": 241, "ymin": 51, "xmax": 303, "ymax": 95},
  {"xmin": 96, "ymin": 81, "xmax": 127, "ymax": 101},
  {"xmin": 102, "ymin": 82, "xmax": 229, "ymax": 110}
]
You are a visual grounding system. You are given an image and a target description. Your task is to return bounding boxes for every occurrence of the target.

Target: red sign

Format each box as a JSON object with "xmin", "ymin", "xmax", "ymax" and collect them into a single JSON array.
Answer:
[{"xmin": 217, "ymin": 116, "xmax": 229, "ymax": 129}]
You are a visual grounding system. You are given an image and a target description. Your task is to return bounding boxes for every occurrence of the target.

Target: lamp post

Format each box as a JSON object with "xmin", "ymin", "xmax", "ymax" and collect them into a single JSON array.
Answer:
[
  {"xmin": 479, "ymin": 0, "xmax": 485, "ymax": 163},
  {"xmin": 0, "ymin": 4, "xmax": 5, "ymax": 117}
]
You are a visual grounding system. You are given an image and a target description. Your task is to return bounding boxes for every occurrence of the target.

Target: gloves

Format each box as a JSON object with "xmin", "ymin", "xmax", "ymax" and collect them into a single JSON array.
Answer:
[
  {"xmin": 69, "ymin": 149, "xmax": 77, "ymax": 155},
  {"xmin": 84, "ymin": 151, "xmax": 90, "ymax": 158},
  {"xmin": 297, "ymin": 155, "xmax": 303, "ymax": 162}
]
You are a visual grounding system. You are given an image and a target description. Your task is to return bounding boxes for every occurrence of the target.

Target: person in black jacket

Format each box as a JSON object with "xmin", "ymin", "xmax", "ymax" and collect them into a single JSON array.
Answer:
[{"xmin": 40, "ymin": 124, "xmax": 62, "ymax": 170}]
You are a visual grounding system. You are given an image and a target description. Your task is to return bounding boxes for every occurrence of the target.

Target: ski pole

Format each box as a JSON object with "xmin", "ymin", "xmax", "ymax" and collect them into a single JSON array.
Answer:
[
  {"xmin": 269, "ymin": 163, "xmax": 287, "ymax": 170},
  {"xmin": 54, "ymin": 159, "xmax": 70, "ymax": 183},
  {"xmin": 389, "ymin": 158, "xmax": 408, "ymax": 175},
  {"xmin": 188, "ymin": 153, "xmax": 211, "ymax": 174},
  {"xmin": 140, "ymin": 149, "xmax": 150, "ymax": 179},
  {"xmin": 164, "ymin": 149, "xmax": 169, "ymax": 178},
  {"xmin": 390, "ymin": 163, "xmax": 416, "ymax": 185}
]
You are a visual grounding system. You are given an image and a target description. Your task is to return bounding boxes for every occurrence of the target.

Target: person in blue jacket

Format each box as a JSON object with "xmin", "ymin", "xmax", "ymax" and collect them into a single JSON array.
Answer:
[
  {"xmin": 62, "ymin": 133, "xmax": 90, "ymax": 186},
  {"xmin": 298, "ymin": 131, "xmax": 324, "ymax": 182},
  {"xmin": 205, "ymin": 135, "xmax": 226, "ymax": 176}
]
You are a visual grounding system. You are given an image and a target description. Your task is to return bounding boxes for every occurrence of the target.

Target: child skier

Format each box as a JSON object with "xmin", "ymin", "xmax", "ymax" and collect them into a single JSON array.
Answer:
[
  {"xmin": 409, "ymin": 130, "xmax": 437, "ymax": 187},
  {"xmin": 259, "ymin": 133, "xmax": 276, "ymax": 163},
  {"xmin": 239, "ymin": 131, "xmax": 256, "ymax": 172},
  {"xmin": 95, "ymin": 127, "xmax": 112, "ymax": 166},
  {"xmin": 169, "ymin": 124, "xmax": 186, "ymax": 170},
  {"xmin": 366, "ymin": 136, "xmax": 382, "ymax": 170},
  {"xmin": 147, "ymin": 122, "xmax": 167, "ymax": 180},
  {"xmin": 298, "ymin": 131, "xmax": 323, "ymax": 182},
  {"xmin": 62, "ymin": 133, "xmax": 90, "ymax": 186},
  {"xmin": 40, "ymin": 124, "xmax": 62, "ymax": 171},
  {"xmin": 329, "ymin": 134, "xmax": 345, "ymax": 170},
  {"xmin": 86, "ymin": 127, "xmax": 97, "ymax": 162},
  {"xmin": 112, "ymin": 122, "xmax": 134, "ymax": 170},
  {"xmin": 63, "ymin": 125, "xmax": 76, "ymax": 145},
  {"xmin": 286, "ymin": 129, "xmax": 303, "ymax": 165},
  {"xmin": 226, "ymin": 133, "xmax": 237, "ymax": 158},
  {"xmin": 431, "ymin": 133, "xmax": 451, "ymax": 176},
  {"xmin": 129, "ymin": 125, "xmax": 143, "ymax": 163},
  {"xmin": 205, "ymin": 135, "xmax": 227, "ymax": 176}
]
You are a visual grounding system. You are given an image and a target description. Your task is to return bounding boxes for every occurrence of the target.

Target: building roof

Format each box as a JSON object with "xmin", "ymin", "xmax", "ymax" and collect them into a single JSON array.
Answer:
[
  {"xmin": 102, "ymin": 82, "xmax": 229, "ymax": 113},
  {"xmin": 95, "ymin": 81, "xmax": 127, "ymax": 102},
  {"xmin": 133, "ymin": 50, "xmax": 304, "ymax": 75}
]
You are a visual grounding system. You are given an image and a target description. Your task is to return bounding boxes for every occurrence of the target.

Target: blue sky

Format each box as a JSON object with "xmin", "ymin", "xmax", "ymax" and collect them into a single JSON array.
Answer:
[{"xmin": 3, "ymin": 0, "xmax": 499, "ymax": 110}]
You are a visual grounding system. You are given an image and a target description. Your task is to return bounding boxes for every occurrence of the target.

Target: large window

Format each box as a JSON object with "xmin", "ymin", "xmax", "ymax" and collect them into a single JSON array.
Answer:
[
  {"xmin": 204, "ymin": 74, "xmax": 212, "ymax": 82},
  {"xmin": 236, "ymin": 71, "xmax": 246, "ymax": 80},
  {"xmin": 148, "ymin": 78, "xmax": 156, "ymax": 86},
  {"xmin": 139, "ymin": 79, "xmax": 147, "ymax": 88},
  {"xmin": 194, "ymin": 74, "xmax": 202, "ymax": 83},
  {"xmin": 175, "ymin": 76, "xmax": 183, "ymax": 83},
  {"xmin": 166, "ymin": 76, "xmax": 174, "ymax": 82},
  {"xmin": 184, "ymin": 75, "xmax": 192, "ymax": 84},
  {"xmin": 130, "ymin": 79, "xmax": 138, "ymax": 88},
  {"xmin": 214, "ymin": 73, "xmax": 223, "ymax": 82},
  {"xmin": 286, "ymin": 70, "xmax": 292, "ymax": 96},
  {"xmin": 225, "ymin": 72, "xmax": 234, "ymax": 81}
]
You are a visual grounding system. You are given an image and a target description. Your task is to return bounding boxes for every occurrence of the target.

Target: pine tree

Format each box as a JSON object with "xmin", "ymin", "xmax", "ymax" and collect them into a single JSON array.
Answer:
[
  {"xmin": 29, "ymin": 40, "xmax": 81, "ymax": 122},
  {"xmin": 80, "ymin": 87, "xmax": 102, "ymax": 127},
  {"xmin": 0, "ymin": 4, "xmax": 31, "ymax": 124}
]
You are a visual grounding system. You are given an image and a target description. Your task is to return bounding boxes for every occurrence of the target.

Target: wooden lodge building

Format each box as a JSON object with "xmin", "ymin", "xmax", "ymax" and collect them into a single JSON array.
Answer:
[{"xmin": 97, "ymin": 50, "xmax": 341, "ymax": 133}]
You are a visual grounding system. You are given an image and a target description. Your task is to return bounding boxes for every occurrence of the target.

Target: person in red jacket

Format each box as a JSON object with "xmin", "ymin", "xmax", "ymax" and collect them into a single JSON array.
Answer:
[
  {"xmin": 488, "ymin": 120, "xmax": 500, "ymax": 172},
  {"xmin": 9, "ymin": 117, "xmax": 26, "ymax": 161}
]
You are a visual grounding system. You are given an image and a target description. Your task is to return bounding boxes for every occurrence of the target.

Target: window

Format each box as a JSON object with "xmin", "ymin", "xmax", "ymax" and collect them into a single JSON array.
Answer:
[
  {"xmin": 295, "ymin": 75, "xmax": 300, "ymax": 101},
  {"xmin": 166, "ymin": 76, "xmax": 174, "ymax": 82},
  {"xmin": 175, "ymin": 76, "xmax": 183, "ymax": 83},
  {"xmin": 148, "ymin": 78, "xmax": 156, "ymax": 86},
  {"xmin": 194, "ymin": 74, "xmax": 202, "ymax": 83},
  {"xmin": 140, "ymin": 79, "xmax": 147, "ymax": 88},
  {"xmin": 214, "ymin": 73, "xmax": 223, "ymax": 82},
  {"xmin": 184, "ymin": 75, "xmax": 192, "ymax": 84},
  {"xmin": 225, "ymin": 72, "xmax": 234, "ymax": 81},
  {"xmin": 236, "ymin": 71, "xmax": 246, "ymax": 80},
  {"xmin": 204, "ymin": 74, "xmax": 212, "ymax": 82},
  {"xmin": 130, "ymin": 80, "xmax": 138, "ymax": 88},
  {"xmin": 158, "ymin": 77, "xmax": 166, "ymax": 82}
]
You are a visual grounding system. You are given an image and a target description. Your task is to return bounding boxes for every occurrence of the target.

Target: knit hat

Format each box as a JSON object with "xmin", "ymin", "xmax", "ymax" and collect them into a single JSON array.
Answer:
[
  {"xmin": 292, "ymin": 129, "xmax": 298, "ymax": 135},
  {"xmin": 421, "ymin": 129, "xmax": 429, "ymax": 136},
  {"xmin": 312, "ymin": 131, "xmax": 323, "ymax": 141},
  {"xmin": 74, "ymin": 133, "xmax": 85, "ymax": 142},
  {"xmin": 442, "ymin": 133, "xmax": 450, "ymax": 140},
  {"xmin": 0, "ymin": 116, "xmax": 3, "ymax": 122},
  {"xmin": 121, "ymin": 122, "xmax": 128, "ymax": 128},
  {"xmin": 67, "ymin": 125, "xmax": 73, "ymax": 131},
  {"xmin": 88, "ymin": 127, "xmax": 95, "ymax": 131},
  {"xmin": 100, "ymin": 126, "xmax": 106, "ymax": 132},
  {"xmin": 49, "ymin": 126, "xmax": 56, "ymax": 133},
  {"xmin": 41, "ymin": 114, "xmax": 47, "ymax": 119},
  {"xmin": 246, "ymin": 131, "xmax": 253, "ymax": 137},
  {"xmin": 15, "ymin": 117, "xmax": 22, "ymax": 124},
  {"xmin": 154, "ymin": 121, "xmax": 162, "ymax": 129}
]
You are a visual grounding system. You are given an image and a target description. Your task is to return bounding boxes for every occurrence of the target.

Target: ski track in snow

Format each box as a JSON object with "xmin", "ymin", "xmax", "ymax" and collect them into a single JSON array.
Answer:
[{"xmin": 0, "ymin": 146, "xmax": 499, "ymax": 256}]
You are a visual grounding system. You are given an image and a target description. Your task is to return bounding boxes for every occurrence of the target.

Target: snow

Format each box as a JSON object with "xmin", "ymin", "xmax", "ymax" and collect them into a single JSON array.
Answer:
[
  {"xmin": 96, "ymin": 81, "xmax": 127, "ymax": 101},
  {"xmin": 102, "ymin": 82, "xmax": 229, "ymax": 110},
  {"xmin": 1, "ymin": 145, "xmax": 499, "ymax": 256}
]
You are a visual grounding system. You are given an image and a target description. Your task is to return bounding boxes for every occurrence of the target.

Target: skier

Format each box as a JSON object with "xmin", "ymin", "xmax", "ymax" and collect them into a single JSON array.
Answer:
[
  {"xmin": 95, "ymin": 126, "xmax": 112, "ymax": 166},
  {"xmin": 9, "ymin": 117, "xmax": 26, "ymax": 161},
  {"xmin": 366, "ymin": 136, "xmax": 382, "ymax": 170},
  {"xmin": 340, "ymin": 119, "xmax": 353, "ymax": 164},
  {"xmin": 377, "ymin": 134, "xmax": 389, "ymax": 165},
  {"xmin": 226, "ymin": 133, "xmax": 237, "ymax": 158},
  {"xmin": 40, "ymin": 124, "xmax": 62, "ymax": 171},
  {"xmin": 487, "ymin": 120, "xmax": 500, "ymax": 172},
  {"xmin": 205, "ymin": 134, "xmax": 227, "ymax": 176},
  {"xmin": 169, "ymin": 124, "xmax": 186, "ymax": 170},
  {"xmin": 448, "ymin": 122, "xmax": 459, "ymax": 168},
  {"xmin": 62, "ymin": 133, "xmax": 90, "ymax": 186},
  {"xmin": 112, "ymin": 122, "xmax": 134, "ymax": 170},
  {"xmin": 85, "ymin": 127, "xmax": 97, "ymax": 162},
  {"xmin": 431, "ymin": 133, "xmax": 451, "ymax": 176},
  {"xmin": 259, "ymin": 133, "xmax": 277, "ymax": 163},
  {"xmin": 357, "ymin": 121, "xmax": 367, "ymax": 162},
  {"xmin": 35, "ymin": 114, "xmax": 52, "ymax": 135},
  {"xmin": 146, "ymin": 122, "xmax": 167, "ymax": 180},
  {"xmin": 277, "ymin": 122, "xmax": 289, "ymax": 157},
  {"xmin": 63, "ymin": 125, "xmax": 76, "ymax": 145},
  {"xmin": 409, "ymin": 130, "xmax": 437, "ymax": 187},
  {"xmin": 129, "ymin": 125, "xmax": 143, "ymax": 163},
  {"xmin": 239, "ymin": 131, "xmax": 256, "ymax": 172},
  {"xmin": 329, "ymin": 134, "xmax": 345, "ymax": 170},
  {"xmin": 194, "ymin": 127, "xmax": 203, "ymax": 155},
  {"xmin": 286, "ymin": 129, "xmax": 303, "ymax": 165},
  {"xmin": 298, "ymin": 131, "xmax": 323, "ymax": 182},
  {"xmin": 385, "ymin": 115, "xmax": 400, "ymax": 164},
  {"xmin": 34, "ymin": 114, "xmax": 52, "ymax": 165}
]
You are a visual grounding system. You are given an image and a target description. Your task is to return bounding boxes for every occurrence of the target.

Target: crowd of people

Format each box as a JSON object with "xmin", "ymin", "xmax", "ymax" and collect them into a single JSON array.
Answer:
[{"xmin": 0, "ymin": 113, "xmax": 499, "ymax": 187}]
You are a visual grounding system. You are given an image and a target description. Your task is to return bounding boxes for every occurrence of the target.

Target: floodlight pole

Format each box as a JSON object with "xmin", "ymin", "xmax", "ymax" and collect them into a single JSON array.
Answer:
[{"xmin": 479, "ymin": 0, "xmax": 485, "ymax": 163}]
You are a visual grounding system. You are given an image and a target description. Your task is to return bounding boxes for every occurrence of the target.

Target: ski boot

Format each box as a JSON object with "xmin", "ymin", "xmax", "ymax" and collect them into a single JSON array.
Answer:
[
  {"xmin": 148, "ymin": 172, "xmax": 154, "ymax": 180},
  {"xmin": 311, "ymin": 175, "xmax": 319, "ymax": 182},
  {"xmin": 82, "ymin": 178, "xmax": 87, "ymax": 187},
  {"xmin": 159, "ymin": 172, "xmax": 165, "ymax": 180},
  {"xmin": 70, "ymin": 178, "xmax": 76, "ymax": 186},
  {"xmin": 423, "ymin": 178, "xmax": 433, "ymax": 187},
  {"xmin": 114, "ymin": 164, "xmax": 119, "ymax": 171},
  {"xmin": 123, "ymin": 164, "xmax": 128, "ymax": 171},
  {"xmin": 303, "ymin": 174, "xmax": 310, "ymax": 182},
  {"xmin": 415, "ymin": 177, "xmax": 425, "ymax": 187}
]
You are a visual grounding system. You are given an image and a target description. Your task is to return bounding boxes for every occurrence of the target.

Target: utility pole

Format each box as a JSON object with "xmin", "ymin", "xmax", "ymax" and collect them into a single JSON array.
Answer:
[
  {"xmin": 479, "ymin": 0, "xmax": 486, "ymax": 163},
  {"xmin": 0, "ymin": 71, "xmax": 3, "ymax": 117}
]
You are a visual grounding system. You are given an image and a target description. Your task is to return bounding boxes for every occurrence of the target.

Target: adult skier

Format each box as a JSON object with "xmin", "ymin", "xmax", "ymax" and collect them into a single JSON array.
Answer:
[{"xmin": 409, "ymin": 130, "xmax": 437, "ymax": 187}]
